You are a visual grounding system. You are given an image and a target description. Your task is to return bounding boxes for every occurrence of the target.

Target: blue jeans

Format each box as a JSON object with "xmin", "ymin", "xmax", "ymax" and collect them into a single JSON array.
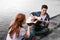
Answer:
[{"xmin": 25, "ymin": 32, "xmax": 34, "ymax": 40}]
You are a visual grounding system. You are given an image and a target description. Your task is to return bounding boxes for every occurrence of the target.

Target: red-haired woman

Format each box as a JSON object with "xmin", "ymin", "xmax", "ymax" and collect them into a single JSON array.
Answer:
[{"xmin": 6, "ymin": 13, "xmax": 30, "ymax": 40}]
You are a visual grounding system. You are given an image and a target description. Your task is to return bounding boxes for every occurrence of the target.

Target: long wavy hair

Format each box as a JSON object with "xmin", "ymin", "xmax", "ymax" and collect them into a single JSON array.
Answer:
[{"xmin": 8, "ymin": 13, "xmax": 26, "ymax": 38}]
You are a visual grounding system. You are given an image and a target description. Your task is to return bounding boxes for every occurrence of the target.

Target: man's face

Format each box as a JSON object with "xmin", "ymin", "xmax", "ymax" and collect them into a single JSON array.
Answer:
[{"xmin": 41, "ymin": 8, "xmax": 47, "ymax": 14}]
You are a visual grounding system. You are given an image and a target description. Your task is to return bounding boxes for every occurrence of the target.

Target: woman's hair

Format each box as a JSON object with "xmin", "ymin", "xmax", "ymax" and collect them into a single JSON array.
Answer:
[{"xmin": 9, "ymin": 13, "xmax": 26, "ymax": 38}]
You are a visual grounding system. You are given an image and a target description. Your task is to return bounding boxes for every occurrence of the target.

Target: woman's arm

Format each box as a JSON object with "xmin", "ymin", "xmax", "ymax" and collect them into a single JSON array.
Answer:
[{"xmin": 24, "ymin": 26, "xmax": 30, "ymax": 38}]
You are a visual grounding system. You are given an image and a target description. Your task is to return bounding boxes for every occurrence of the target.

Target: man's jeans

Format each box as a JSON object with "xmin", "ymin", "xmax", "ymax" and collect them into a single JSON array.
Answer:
[
  {"xmin": 25, "ymin": 25, "xmax": 49, "ymax": 40},
  {"xmin": 25, "ymin": 32, "xmax": 34, "ymax": 40}
]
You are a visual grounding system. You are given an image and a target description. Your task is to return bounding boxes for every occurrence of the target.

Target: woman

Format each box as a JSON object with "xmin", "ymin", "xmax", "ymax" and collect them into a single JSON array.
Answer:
[{"xmin": 6, "ymin": 13, "xmax": 30, "ymax": 40}]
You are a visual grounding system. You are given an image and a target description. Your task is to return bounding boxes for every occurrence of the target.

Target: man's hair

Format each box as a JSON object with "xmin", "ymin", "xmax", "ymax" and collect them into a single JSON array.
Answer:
[{"xmin": 41, "ymin": 5, "xmax": 48, "ymax": 9}]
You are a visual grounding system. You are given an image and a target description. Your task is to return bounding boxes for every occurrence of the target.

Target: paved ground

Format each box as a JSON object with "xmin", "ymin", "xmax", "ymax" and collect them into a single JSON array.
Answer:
[{"xmin": 0, "ymin": 14, "xmax": 60, "ymax": 40}]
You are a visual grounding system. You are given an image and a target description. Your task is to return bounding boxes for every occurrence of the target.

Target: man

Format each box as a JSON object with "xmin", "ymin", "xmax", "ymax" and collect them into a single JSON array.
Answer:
[{"xmin": 30, "ymin": 5, "xmax": 50, "ymax": 37}]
